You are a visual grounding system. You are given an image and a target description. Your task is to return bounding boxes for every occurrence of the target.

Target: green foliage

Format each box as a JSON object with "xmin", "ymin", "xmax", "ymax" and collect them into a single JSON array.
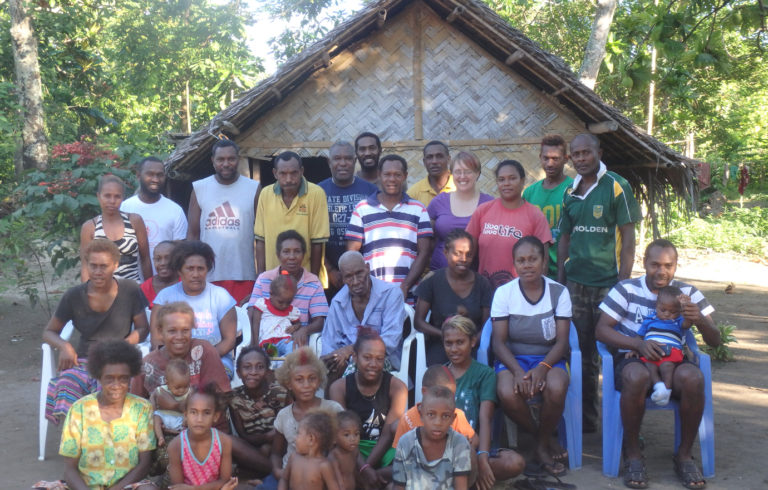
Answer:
[
  {"xmin": 666, "ymin": 206, "xmax": 768, "ymax": 257},
  {"xmin": 693, "ymin": 322, "xmax": 737, "ymax": 362},
  {"xmin": 487, "ymin": 0, "xmax": 768, "ymax": 167},
  {"xmin": 0, "ymin": 1, "xmax": 262, "ymax": 183},
  {"xmin": 1, "ymin": 138, "xmax": 135, "ymax": 277}
]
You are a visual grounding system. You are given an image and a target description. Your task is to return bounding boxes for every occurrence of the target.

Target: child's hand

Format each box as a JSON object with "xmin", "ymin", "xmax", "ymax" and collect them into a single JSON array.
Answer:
[
  {"xmin": 625, "ymin": 351, "xmax": 639, "ymax": 359},
  {"xmin": 285, "ymin": 319, "xmax": 302, "ymax": 334},
  {"xmin": 157, "ymin": 435, "xmax": 166, "ymax": 447},
  {"xmin": 221, "ymin": 476, "xmax": 239, "ymax": 490}
]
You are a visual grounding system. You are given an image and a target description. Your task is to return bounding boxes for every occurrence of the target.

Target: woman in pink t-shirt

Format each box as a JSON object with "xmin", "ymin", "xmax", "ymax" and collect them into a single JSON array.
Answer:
[{"xmin": 466, "ymin": 160, "xmax": 553, "ymax": 288}]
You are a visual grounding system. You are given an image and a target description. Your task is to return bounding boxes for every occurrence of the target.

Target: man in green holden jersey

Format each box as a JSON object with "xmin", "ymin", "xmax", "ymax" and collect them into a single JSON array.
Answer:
[
  {"xmin": 558, "ymin": 133, "xmax": 641, "ymax": 433},
  {"xmin": 522, "ymin": 134, "xmax": 573, "ymax": 279}
]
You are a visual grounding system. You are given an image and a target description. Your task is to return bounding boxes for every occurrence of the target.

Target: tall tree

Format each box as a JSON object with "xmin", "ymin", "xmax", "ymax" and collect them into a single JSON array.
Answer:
[
  {"xmin": 579, "ymin": 0, "xmax": 618, "ymax": 89},
  {"xmin": 8, "ymin": 0, "xmax": 47, "ymax": 173}
]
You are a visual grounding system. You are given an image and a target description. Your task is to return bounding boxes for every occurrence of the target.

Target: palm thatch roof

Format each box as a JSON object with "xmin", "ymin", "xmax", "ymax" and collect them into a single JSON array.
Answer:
[{"xmin": 166, "ymin": 0, "xmax": 698, "ymax": 228}]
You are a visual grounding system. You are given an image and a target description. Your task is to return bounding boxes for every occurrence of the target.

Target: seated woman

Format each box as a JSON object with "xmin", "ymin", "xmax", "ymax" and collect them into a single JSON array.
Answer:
[
  {"xmin": 329, "ymin": 328, "xmax": 408, "ymax": 489},
  {"xmin": 228, "ymin": 346, "xmax": 291, "ymax": 479},
  {"xmin": 43, "ymin": 238, "xmax": 149, "ymax": 424},
  {"xmin": 248, "ymin": 230, "xmax": 328, "ymax": 348},
  {"xmin": 442, "ymin": 315, "xmax": 525, "ymax": 489},
  {"xmin": 140, "ymin": 240, "xmax": 179, "ymax": 308},
  {"xmin": 131, "ymin": 301, "xmax": 231, "ymax": 480},
  {"xmin": 59, "ymin": 340, "xmax": 156, "ymax": 490},
  {"xmin": 415, "ymin": 229, "xmax": 493, "ymax": 365},
  {"xmin": 150, "ymin": 240, "xmax": 238, "ymax": 376},
  {"xmin": 80, "ymin": 174, "xmax": 151, "ymax": 283},
  {"xmin": 492, "ymin": 236, "xmax": 571, "ymax": 477}
]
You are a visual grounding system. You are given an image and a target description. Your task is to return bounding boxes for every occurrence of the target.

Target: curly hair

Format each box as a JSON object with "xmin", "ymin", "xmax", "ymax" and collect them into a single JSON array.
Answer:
[
  {"xmin": 275, "ymin": 346, "xmax": 327, "ymax": 388},
  {"xmin": 301, "ymin": 409, "xmax": 338, "ymax": 455},
  {"xmin": 185, "ymin": 382, "xmax": 225, "ymax": 413},
  {"xmin": 165, "ymin": 358, "xmax": 190, "ymax": 384},
  {"xmin": 155, "ymin": 301, "xmax": 196, "ymax": 332},
  {"xmin": 352, "ymin": 326, "xmax": 385, "ymax": 354},
  {"xmin": 170, "ymin": 240, "xmax": 215, "ymax": 273},
  {"xmin": 236, "ymin": 345, "xmax": 271, "ymax": 372},
  {"xmin": 87, "ymin": 340, "xmax": 143, "ymax": 379},
  {"xmin": 84, "ymin": 238, "xmax": 121, "ymax": 264},
  {"xmin": 336, "ymin": 410, "xmax": 362, "ymax": 431}
]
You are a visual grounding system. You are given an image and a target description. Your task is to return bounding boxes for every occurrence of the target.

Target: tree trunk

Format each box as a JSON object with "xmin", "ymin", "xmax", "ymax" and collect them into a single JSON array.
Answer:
[
  {"xmin": 578, "ymin": 0, "xmax": 618, "ymax": 90},
  {"xmin": 9, "ymin": 0, "xmax": 48, "ymax": 173}
]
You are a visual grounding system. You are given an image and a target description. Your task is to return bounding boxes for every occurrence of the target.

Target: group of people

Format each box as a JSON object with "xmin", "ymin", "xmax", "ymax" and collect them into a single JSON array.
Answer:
[{"xmin": 39, "ymin": 131, "xmax": 721, "ymax": 490}]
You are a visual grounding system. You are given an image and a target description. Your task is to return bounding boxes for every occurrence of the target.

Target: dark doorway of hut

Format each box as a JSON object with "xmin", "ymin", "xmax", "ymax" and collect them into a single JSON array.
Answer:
[{"xmin": 257, "ymin": 155, "xmax": 331, "ymax": 187}]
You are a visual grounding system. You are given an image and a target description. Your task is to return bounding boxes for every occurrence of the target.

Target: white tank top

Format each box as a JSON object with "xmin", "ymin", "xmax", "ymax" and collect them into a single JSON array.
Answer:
[{"xmin": 193, "ymin": 175, "xmax": 259, "ymax": 281}]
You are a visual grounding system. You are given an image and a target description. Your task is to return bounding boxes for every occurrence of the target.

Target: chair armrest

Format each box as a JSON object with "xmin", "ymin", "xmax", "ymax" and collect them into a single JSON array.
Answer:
[{"xmin": 597, "ymin": 341, "xmax": 615, "ymax": 389}]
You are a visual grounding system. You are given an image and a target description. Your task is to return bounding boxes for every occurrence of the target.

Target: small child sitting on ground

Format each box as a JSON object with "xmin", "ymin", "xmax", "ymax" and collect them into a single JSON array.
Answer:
[
  {"xmin": 251, "ymin": 271, "xmax": 301, "ymax": 357},
  {"xmin": 279, "ymin": 410, "xmax": 340, "ymax": 490},
  {"xmin": 391, "ymin": 364, "xmax": 477, "ymax": 448},
  {"xmin": 328, "ymin": 411, "xmax": 362, "ymax": 490},
  {"xmin": 150, "ymin": 358, "xmax": 192, "ymax": 447},
  {"xmin": 638, "ymin": 285, "xmax": 693, "ymax": 406},
  {"xmin": 393, "ymin": 386, "xmax": 472, "ymax": 490}
]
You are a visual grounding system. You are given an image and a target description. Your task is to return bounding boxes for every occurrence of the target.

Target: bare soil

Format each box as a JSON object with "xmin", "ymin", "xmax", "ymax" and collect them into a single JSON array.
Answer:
[{"xmin": 1, "ymin": 250, "xmax": 767, "ymax": 489}]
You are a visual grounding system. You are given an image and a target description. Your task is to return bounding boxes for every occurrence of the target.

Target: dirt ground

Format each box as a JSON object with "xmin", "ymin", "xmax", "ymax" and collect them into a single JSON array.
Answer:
[{"xmin": 1, "ymin": 249, "xmax": 767, "ymax": 489}]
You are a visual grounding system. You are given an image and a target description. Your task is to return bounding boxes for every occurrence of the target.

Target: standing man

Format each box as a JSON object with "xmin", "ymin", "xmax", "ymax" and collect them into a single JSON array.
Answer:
[
  {"xmin": 187, "ymin": 140, "xmax": 259, "ymax": 304},
  {"xmin": 254, "ymin": 151, "xmax": 330, "ymax": 285},
  {"xmin": 558, "ymin": 133, "xmax": 641, "ymax": 433},
  {"xmin": 346, "ymin": 154, "xmax": 433, "ymax": 303},
  {"xmin": 407, "ymin": 140, "xmax": 455, "ymax": 207},
  {"xmin": 121, "ymin": 156, "xmax": 187, "ymax": 275},
  {"xmin": 355, "ymin": 131, "xmax": 383, "ymax": 187},
  {"xmin": 596, "ymin": 239, "xmax": 718, "ymax": 489},
  {"xmin": 319, "ymin": 141, "xmax": 377, "ymax": 296},
  {"xmin": 522, "ymin": 135, "xmax": 573, "ymax": 279}
]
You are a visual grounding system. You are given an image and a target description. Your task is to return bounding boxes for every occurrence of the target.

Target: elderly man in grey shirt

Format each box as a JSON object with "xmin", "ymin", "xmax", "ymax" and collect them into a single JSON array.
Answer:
[{"xmin": 321, "ymin": 251, "xmax": 404, "ymax": 376}]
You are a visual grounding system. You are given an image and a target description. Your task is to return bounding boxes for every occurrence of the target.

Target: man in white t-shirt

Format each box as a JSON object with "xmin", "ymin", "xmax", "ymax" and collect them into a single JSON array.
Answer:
[
  {"xmin": 596, "ymin": 239, "xmax": 719, "ymax": 489},
  {"xmin": 121, "ymin": 157, "xmax": 187, "ymax": 275}
]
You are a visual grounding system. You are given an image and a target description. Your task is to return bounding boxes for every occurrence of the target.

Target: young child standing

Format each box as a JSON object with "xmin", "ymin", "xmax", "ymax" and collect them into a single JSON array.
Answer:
[
  {"xmin": 638, "ymin": 285, "xmax": 693, "ymax": 406},
  {"xmin": 167, "ymin": 384, "xmax": 238, "ymax": 490},
  {"xmin": 151, "ymin": 358, "xmax": 192, "ymax": 447},
  {"xmin": 279, "ymin": 410, "xmax": 340, "ymax": 490},
  {"xmin": 328, "ymin": 411, "xmax": 362, "ymax": 490},
  {"xmin": 251, "ymin": 272, "xmax": 301, "ymax": 356},
  {"xmin": 259, "ymin": 347, "xmax": 342, "ymax": 490},
  {"xmin": 391, "ymin": 365, "xmax": 477, "ymax": 448},
  {"xmin": 392, "ymin": 386, "xmax": 472, "ymax": 490}
]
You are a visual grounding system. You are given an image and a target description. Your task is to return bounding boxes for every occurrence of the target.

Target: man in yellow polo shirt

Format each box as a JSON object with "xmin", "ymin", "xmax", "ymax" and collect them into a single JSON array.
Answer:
[
  {"xmin": 255, "ymin": 151, "xmax": 330, "ymax": 285},
  {"xmin": 407, "ymin": 140, "xmax": 456, "ymax": 207}
]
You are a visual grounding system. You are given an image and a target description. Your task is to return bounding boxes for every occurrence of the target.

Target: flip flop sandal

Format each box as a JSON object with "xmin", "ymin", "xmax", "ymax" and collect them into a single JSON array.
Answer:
[
  {"xmin": 540, "ymin": 460, "xmax": 568, "ymax": 478},
  {"xmin": 623, "ymin": 458, "xmax": 649, "ymax": 489},
  {"xmin": 673, "ymin": 456, "xmax": 706, "ymax": 489},
  {"xmin": 514, "ymin": 476, "xmax": 577, "ymax": 490}
]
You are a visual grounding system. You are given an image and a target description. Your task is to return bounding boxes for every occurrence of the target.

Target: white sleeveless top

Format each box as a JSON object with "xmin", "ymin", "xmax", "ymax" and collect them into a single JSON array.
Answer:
[{"xmin": 193, "ymin": 175, "xmax": 259, "ymax": 281}]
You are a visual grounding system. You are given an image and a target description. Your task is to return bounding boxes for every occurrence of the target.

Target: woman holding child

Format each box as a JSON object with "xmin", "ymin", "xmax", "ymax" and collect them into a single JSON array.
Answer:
[
  {"xmin": 248, "ymin": 230, "xmax": 328, "ymax": 348},
  {"xmin": 492, "ymin": 236, "xmax": 571, "ymax": 477},
  {"xmin": 43, "ymin": 238, "xmax": 149, "ymax": 423},
  {"xmin": 329, "ymin": 328, "xmax": 408, "ymax": 489}
]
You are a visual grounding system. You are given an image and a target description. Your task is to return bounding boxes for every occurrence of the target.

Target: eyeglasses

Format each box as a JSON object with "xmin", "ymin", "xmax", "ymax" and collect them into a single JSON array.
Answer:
[{"xmin": 452, "ymin": 170, "xmax": 477, "ymax": 177}]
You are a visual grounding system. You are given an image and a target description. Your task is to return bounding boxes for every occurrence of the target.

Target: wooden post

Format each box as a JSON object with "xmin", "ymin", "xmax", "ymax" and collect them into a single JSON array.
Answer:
[{"xmin": 412, "ymin": 7, "xmax": 424, "ymax": 140}]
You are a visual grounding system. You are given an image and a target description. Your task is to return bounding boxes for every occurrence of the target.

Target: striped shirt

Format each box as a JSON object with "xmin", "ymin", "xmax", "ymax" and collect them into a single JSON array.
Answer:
[
  {"xmin": 599, "ymin": 275, "xmax": 714, "ymax": 345},
  {"xmin": 345, "ymin": 192, "xmax": 433, "ymax": 285},
  {"xmin": 248, "ymin": 267, "xmax": 329, "ymax": 326}
]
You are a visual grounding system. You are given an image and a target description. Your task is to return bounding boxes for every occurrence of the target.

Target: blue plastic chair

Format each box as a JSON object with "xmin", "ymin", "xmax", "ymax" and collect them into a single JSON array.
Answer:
[
  {"xmin": 479, "ymin": 319, "xmax": 582, "ymax": 470},
  {"xmin": 597, "ymin": 330, "xmax": 715, "ymax": 478}
]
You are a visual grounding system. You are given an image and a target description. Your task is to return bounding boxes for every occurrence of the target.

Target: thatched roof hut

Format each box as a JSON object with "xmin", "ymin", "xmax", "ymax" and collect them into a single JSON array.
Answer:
[{"xmin": 165, "ymin": 0, "xmax": 698, "ymax": 234}]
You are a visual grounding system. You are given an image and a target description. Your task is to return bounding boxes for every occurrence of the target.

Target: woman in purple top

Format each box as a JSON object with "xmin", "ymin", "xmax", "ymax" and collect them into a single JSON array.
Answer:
[{"xmin": 427, "ymin": 151, "xmax": 493, "ymax": 270}]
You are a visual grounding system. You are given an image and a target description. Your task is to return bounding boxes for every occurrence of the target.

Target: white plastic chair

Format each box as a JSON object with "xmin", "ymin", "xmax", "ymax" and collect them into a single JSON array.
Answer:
[
  {"xmin": 38, "ymin": 320, "xmax": 151, "ymax": 461},
  {"xmin": 392, "ymin": 304, "xmax": 427, "ymax": 403},
  {"xmin": 230, "ymin": 306, "xmax": 253, "ymax": 389}
]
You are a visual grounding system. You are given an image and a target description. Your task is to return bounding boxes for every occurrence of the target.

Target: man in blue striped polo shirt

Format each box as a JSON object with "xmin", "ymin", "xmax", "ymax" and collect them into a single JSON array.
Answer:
[{"xmin": 345, "ymin": 154, "xmax": 433, "ymax": 303}]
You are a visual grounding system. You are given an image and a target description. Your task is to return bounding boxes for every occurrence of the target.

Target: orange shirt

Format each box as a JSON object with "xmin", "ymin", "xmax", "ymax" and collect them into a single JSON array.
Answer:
[{"xmin": 392, "ymin": 405, "xmax": 475, "ymax": 448}]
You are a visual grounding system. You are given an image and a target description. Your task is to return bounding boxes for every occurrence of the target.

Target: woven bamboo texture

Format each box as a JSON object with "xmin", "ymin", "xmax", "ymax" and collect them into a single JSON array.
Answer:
[{"xmin": 239, "ymin": 1, "xmax": 582, "ymax": 193}]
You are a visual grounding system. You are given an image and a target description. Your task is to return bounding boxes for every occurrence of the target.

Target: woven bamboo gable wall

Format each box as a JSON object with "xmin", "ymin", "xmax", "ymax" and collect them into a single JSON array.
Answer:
[{"xmin": 238, "ymin": 1, "xmax": 582, "ymax": 194}]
